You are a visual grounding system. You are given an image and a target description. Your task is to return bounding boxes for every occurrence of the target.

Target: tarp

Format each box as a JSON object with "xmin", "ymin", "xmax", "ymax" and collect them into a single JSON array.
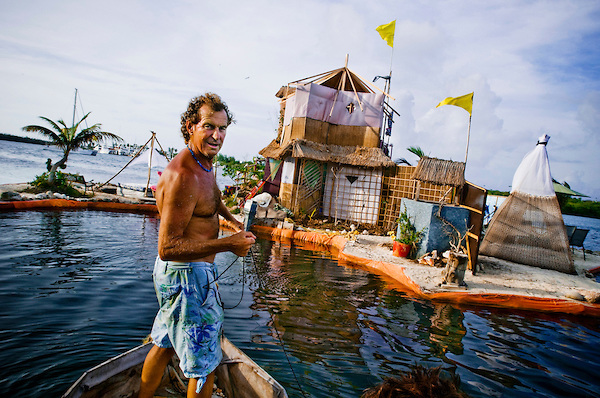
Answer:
[
  {"xmin": 130, "ymin": 148, "xmax": 170, "ymax": 169},
  {"xmin": 283, "ymin": 83, "xmax": 384, "ymax": 128},
  {"xmin": 552, "ymin": 182, "xmax": 588, "ymax": 197},
  {"xmin": 0, "ymin": 199, "xmax": 158, "ymax": 213}
]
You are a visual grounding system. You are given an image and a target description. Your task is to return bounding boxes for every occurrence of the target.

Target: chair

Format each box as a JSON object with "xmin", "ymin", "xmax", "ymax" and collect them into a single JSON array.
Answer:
[
  {"xmin": 569, "ymin": 228, "xmax": 590, "ymax": 260},
  {"xmin": 565, "ymin": 225, "xmax": 576, "ymax": 241}
]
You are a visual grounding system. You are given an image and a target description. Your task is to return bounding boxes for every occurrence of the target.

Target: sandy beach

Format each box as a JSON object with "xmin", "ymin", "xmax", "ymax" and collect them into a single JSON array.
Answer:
[{"xmin": 344, "ymin": 234, "xmax": 600, "ymax": 303}]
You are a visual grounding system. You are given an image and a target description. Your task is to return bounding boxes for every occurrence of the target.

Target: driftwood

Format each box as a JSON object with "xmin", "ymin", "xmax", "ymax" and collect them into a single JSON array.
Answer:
[
  {"xmin": 434, "ymin": 202, "xmax": 471, "ymax": 254},
  {"xmin": 441, "ymin": 251, "xmax": 468, "ymax": 287}
]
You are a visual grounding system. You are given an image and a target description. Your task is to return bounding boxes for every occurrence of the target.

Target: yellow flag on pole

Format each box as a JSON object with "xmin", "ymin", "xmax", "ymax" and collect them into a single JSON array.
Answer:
[
  {"xmin": 436, "ymin": 92, "xmax": 474, "ymax": 115},
  {"xmin": 376, "ymin": 20, "xmax": 396, "ymax": 47}
]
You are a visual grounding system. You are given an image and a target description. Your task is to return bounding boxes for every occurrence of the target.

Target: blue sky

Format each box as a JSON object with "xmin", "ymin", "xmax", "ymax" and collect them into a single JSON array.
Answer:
[{"xmin": 1, "ymin": 0, "xmax": 599, "ymax": 199}]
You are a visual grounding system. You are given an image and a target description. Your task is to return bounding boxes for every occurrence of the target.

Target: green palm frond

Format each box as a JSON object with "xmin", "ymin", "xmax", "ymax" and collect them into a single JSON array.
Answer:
[
  {"xmin": 22, "ymin": 123, "xmax": 64, "ymax": 147},
  {"xmin": 407, "ymin": 146, "xmax": 426, "ymax": 158},
  {"xmin": 23, "ymin": 112, "xmax": 124, "ymax": 165},
  {"xmin": 394, "ymin": 158, "xmax": 412, "ymax": 166}
]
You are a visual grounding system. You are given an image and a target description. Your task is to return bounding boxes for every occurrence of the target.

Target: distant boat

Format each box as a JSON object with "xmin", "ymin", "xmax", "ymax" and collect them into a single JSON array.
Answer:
[
  {"xmin": 61, "ymin": 336, "xmax": 288, "ymax": 398},
  {"xmin": 75, "ymin": 148, "xmax": 98, "ymax": 156},
  {"xmin": 94, "ymin": 145, "xmax": 110, "ymax": 154}
]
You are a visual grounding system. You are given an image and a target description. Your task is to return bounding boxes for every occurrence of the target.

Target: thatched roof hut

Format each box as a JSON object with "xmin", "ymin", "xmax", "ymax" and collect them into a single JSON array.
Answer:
[
  {"xmin": 411, "ymin": 156, "xmax": 466, "ymax": 187},
  {"xmin": 259, "ymin": 139, "xmax": 395, "ymax": 168}
]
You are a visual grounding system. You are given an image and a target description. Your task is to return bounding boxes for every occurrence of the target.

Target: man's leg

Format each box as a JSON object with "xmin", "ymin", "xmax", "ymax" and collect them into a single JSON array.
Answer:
[
  {"xmin": 187, "ymin": 372, "xmax": 215, "ymax": 398},
  {"xmin": 138, "ymin": 345, "xmax": 175, "ymax": 398}
]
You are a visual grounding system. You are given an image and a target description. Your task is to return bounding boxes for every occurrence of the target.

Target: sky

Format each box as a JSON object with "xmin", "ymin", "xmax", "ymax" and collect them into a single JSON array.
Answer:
[{"xmin": 1, "ymin": 0, "xmax": 599, "ymax": 200}]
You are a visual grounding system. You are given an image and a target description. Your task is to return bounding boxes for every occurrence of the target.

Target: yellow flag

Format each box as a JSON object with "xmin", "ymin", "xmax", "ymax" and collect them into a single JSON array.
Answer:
[
  {"xmin": 376, "ymin": 20, "xmax": 396, "ymax": 47},
  {"xmin": 436, "ymin": 92, "xmax": 474, "ymax": 115}
]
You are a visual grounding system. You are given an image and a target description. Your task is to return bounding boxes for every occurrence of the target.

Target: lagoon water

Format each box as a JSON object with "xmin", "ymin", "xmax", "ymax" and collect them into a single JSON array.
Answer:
[
  {"xmin": 1, "ymin": 140, "xmax": 600, "ymax": 397},
  {"xmin": 0, "ymin": 210, "xmax": 599, "ymax": 397}
]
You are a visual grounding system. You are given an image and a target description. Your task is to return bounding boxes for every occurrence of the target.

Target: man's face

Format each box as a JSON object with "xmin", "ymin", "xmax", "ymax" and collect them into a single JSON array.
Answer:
[{"xmin": 187, "ymin": 105, "xmax": 228, "ymax": 159}]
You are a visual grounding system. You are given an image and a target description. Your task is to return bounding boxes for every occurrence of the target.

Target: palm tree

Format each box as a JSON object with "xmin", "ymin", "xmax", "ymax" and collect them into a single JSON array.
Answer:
[
  {"xmin": 394, "ymin": 146, "xmax": 427, "ymax": 166},
  {"xmin": 22, "ymin": 112, "xmax": 123, "ymax": 183}
]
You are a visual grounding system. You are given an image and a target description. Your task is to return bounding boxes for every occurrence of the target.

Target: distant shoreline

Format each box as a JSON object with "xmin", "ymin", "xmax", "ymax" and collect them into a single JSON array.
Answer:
[{"xmin": 0, "ymin": 133, "xmax": 49, "ymax": 145}]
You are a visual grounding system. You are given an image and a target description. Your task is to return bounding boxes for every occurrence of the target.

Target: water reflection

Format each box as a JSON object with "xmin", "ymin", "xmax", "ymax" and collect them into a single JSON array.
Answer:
[
  {"xmin": 1, "ymin": 211, "xmax": 599, "ymax": 397},
  {"xmin": 245, "ymin": 239, "xmax": 471, "ymax": 396},
  {"xmin": 241, "ymin": 237, "xmax": 600, "ymax": 398},
  {"xmin": 5, "ymin": 210, "xmax": 160, "ymax": 295}
]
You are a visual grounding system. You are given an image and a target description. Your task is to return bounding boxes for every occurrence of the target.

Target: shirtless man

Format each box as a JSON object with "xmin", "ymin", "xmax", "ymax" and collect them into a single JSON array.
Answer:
[{"xmin": 138, "ymin": 93, "xmax": 256, "ymax": 398}]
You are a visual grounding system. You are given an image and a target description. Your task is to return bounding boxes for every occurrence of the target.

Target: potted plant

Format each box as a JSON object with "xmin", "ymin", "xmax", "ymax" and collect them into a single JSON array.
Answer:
[{"xmin": 392, "ymin": 206, "xmax": 425, "ymax": 258}]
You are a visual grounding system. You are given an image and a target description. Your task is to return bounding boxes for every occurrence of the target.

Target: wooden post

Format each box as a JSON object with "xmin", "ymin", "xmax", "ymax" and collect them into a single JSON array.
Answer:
[
  {"xmin": 464, "ymin": 114, "xmax": 472, "ymax": 165},
  {"xmin": 145, "ymin": 132, "xmax": 156, "ymax": 197}
]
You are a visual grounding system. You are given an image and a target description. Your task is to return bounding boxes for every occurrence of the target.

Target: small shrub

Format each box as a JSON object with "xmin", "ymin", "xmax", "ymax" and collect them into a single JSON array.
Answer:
[{"xmin": 29, "ymin": 171, "xmax": 85, "ymax": 198}]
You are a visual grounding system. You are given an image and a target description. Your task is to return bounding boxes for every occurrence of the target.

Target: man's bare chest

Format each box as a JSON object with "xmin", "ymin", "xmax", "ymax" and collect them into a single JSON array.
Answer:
[{"xmin": 193, "ymin": 180, "xmax": 221, "ymax": 218}]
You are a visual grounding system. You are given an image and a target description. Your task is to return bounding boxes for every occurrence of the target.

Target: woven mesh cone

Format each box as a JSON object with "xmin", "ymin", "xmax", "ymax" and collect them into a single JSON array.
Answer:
[{"xmin": 480, "ymin": 192, "xmax": 575, "ymax": 273}]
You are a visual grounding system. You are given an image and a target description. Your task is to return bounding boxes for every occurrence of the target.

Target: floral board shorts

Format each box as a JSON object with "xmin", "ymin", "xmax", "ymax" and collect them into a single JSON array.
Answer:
[{"xmin": 150, "ymin": 257, "xmax": 224, "ymax": 392}]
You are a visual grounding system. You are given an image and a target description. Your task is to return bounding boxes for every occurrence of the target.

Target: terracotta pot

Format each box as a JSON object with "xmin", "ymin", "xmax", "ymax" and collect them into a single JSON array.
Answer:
[{"xmin": 392, "ymin": 241, "xmax": 411, "ymax": 257}]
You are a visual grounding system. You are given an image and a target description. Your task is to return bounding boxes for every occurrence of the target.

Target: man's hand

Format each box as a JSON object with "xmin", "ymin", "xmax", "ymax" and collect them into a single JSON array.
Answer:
[
  {"xmin": 231, "ymin": 219, "xmax": 244, "ymax": 232},
  {"xmin": 229, "ymin": 231, "xmax": 256, "ymax": 257}
]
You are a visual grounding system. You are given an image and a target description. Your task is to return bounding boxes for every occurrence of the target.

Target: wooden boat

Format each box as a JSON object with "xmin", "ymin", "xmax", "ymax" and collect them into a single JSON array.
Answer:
[{"xmin": 62, "ymin": 336, "xmax": 288, "ymax": 398}]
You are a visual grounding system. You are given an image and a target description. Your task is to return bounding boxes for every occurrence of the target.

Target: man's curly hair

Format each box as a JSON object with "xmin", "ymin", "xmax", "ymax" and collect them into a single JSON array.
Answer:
[{"xmin": 180, "ymin": 93, "xmax": 235, "ymax": 144}]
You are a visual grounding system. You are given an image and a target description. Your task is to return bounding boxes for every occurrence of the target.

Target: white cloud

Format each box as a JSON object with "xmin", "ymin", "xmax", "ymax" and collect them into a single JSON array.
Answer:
[{"xmin": 1, "ymin": 0, "xmax": 599, "ymax": 199}]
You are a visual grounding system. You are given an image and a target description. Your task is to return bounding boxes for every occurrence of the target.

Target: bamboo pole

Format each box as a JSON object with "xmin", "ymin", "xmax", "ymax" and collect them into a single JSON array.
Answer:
[
  {"xmin": 464, "ymin": 114, "xmax": 472, "ymax": 165},
  {"xmin": 346, "ymin": 68, "xmax": 364, "ymax": 112},
  {"xmin": 288, "ymin": 67, "xmax": 341, "ymax": 85},
  {"xmin": 145, "ymin": 133, "xmax": 156, "ymax": 197},
  {"xmin": 328, "ymin": 70, "xmax": 346, "ymax": 120}
]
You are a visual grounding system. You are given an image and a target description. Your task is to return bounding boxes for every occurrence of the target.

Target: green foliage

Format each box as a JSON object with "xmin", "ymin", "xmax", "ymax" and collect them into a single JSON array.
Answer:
[
  {"xmin": 30, "ymin": 171, "xmax": 85, "ymax": 197},
  {"xmin": 487, "ymin": 189, "xmax": 509, "ymax": 196},
  {"xmin": 395, "ymin": 206, "xmax": 425, "ymax": 245},
  {"xmin": 158, "ymin": 147, "xmax": 178, "ymax": 160},
  {"xmin": 561, "ymin": 197, "xmax": 600, "ymax": 219},
  {"xmin": 23, "ymin": 112, "xmax": 123, "ymax": 182},
  {"xmin": 216, "ymin": 154, "xmax": 265, "ymax": 190},
  {"xmin": 407, "ymin": 146, "xmax": 426, "ymax": 159},
  {"xmin": 394, "ymin": 146, "xmax": 427, "ymax": 166}
]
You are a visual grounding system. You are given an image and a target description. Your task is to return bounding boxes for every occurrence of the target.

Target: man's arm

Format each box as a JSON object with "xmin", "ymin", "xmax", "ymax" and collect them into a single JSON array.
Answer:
[
  {"xmin": 218, "ymin": 198, "xmax": 243, "ymax": 231},
  {"xmin": 157, "ymin": 169, "xmax": 254, "ymax": 261}
]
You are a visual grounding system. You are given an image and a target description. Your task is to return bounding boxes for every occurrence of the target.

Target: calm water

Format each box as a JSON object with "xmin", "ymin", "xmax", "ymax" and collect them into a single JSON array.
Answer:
[{"xmin": 0, "ymin": 210, "xmax": 599, "ymax": 397}]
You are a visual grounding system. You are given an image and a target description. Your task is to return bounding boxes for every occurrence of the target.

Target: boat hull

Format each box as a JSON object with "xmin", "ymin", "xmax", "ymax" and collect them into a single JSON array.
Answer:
[{"xmin": 62, "ymin": 337, "xmax": 288, "ymax": 398}]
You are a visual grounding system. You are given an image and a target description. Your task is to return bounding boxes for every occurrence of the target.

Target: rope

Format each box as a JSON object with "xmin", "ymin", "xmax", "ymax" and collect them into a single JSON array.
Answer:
[
  {"xmin": 97, "ymin": 133, "xmax": 171, "ymax": 189},
  {"xmin": 203, "ymin": 242, "xmax": 308, "ymax": 397},
  {"xmin": 97, "ymin": 135, "xmax": 153, "ymax": 188},
  {"xmin": 247, "ymin": 245, "xmax": 309, "ymax": 398}
]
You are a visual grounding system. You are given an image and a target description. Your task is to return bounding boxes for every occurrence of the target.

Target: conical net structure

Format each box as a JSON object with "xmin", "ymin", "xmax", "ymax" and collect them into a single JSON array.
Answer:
[{"xmin": 480, "ymin": 135, "xmax": 575, "ymax": 274}]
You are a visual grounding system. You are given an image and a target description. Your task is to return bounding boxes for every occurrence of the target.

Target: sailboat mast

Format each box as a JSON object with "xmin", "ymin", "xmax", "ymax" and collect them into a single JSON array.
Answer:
[{"xmin": 72, "ymin": 88, "xmax": 78, "ymax": 126}]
